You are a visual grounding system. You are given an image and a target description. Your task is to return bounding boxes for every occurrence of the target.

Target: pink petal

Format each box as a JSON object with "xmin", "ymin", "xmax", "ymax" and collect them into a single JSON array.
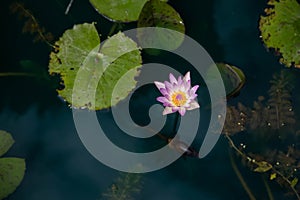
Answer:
[
  {"xmin": 163, "ymin": 107, "xmax": 174, "ymax": 115},
  {"xmin": 154, "ymin": 81, "xmax": 165, "ymax": 90},
  {"xmin": 178, "ymin": 107, "xmax": 186, "ymax": 116},
  {"xmin": 183, "ymin": 98, "xmax": 191, "ymax": 106},
  {"xmin": 180, "ymin": 82, "xmax": 189, "ymax": 92},
  {"xmin": 163, "ymin": 102, "xmax": 172, "ymax": 107},
  {"xmin": 177, "ymin": 76, "xmax": 182, "ymax": 85},
  {"xmin": 159, "ymin": 88, "xmax": 169, "ymax": 96},
  {"xmin": 172, "ymin": 107, "xmax": 179, "ymax": 112},
  {"xmin": 157, "ymin": 96, "xmax": 168, "ymax": 104},
  {"xmin": 172, "ymin": 84, "xmax": 180, "ymax": 92},
  {"xmin": 183, "ymin": 80, "xmax": 191, "ymax": 90},
  {"xmin": 164, "ymin": 94, "xmax": 171, "ymax": 100},
  {"xmin": 165, "ymin": 82, "xmax": 175, "ymax": 94},
  {"xmin": 164, "ymin": 81, "xmax": 173, "ymax": 90},
  {"xmin": 183, "ymin": 71, "xmax": 190, "ymax": 83},
  {"xmin": 169, "ymin": 73, "xmax": 177, "ymax": 84},
  {"xmin": 190, "ymin": 85, "xmax": 199, "ymax": 94},
  {"xmin": 189, "ymin": 93, "xmax": 198, "ymax": 99},
  {"xmin": 187, "ymin": 100, "xmax": 200, "ymax": 110}
]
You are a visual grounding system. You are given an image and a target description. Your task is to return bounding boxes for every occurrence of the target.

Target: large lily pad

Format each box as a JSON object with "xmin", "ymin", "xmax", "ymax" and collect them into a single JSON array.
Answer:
[
  {"xmin": 89, "ymin": 0, "xmax": 148, "ymax": 22},
  {"xmin": 259, "ymin": 0, "xmax": 300, "ymax": 67},
  {"xmin": 0, "ymin": 131, "xmax": 14, "ymax": 157},
  {"xmin": 72, "ymin": 32, "xmax": 142, "ymax": 110},
  {"xmin": 49, "ymin": 23, "xmax": 100, "ymax": 105},
  {"xmin": 49, "ymin": 23, "xmax": 142, "ymax": 110},
  {"xmin": 137, "ymin": 0, "xmax": 185, "ymax": 51},
  {"xmin": 0, "ymin": 158, "xmax": 26, "ymax": 200}
]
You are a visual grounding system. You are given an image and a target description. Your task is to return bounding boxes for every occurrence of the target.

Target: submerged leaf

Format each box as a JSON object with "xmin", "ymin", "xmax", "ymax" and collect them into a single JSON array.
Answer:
[
  {"xmin": 207, "ymin": 63, "xmax": 245, "ymax": 99},
  {"xmin": 0, "ymin": 158, "xmax": 26, "ymax": 199},
  {"xmin": 291, "ymin": 177, "xmax": 298, "ymax": 187},
  {"xmin": 254, "ymin": 161, "xmax": 272, "ymax": 172},
  {"xmin": 102, "ymin": 172, "xmax": 142, "ymax": 200},
  {"xmin": 259, "ymin": 0, "xmax": 300, "ymax": 67},
  {"xmin": 0, "ymin": 131, "xmax": 14, "ymax": 157},
  {"xmin": 267, "ymin": 70, "xmax": 295, "ymax": 129},
  {"xmin": 49, "ymin": 23, "xmax": 142, "ymax": 110},
  {"xmin": 89, "ymin": 0, "xmax": 148, "ymax": 22},
  {"xmin": 137, "ymin": 0, "xmax": 185, "ymax": 51},
  {"xmin": 270, "ymin": 173, "xmax": 277, "ymax": 180}
]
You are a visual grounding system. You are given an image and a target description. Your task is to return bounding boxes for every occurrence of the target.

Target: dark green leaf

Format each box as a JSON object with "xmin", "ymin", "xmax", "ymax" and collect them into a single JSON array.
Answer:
[
  {"xmin": 207, "ymin": 63, "xmax": 245, "ymax": 99},
  {"xmin": 89, "ymin": 0, "xmax": 148, "ymax": 22},
  {"xmin": 0, "ymin": 158, "xmax": 26, "ymax": 200},
  {"xmin": 259, "ymin": 0, "xmax": 300, "ymax": 67},
  {"xmin": 0, "ymin": 131, "xmax": 14, "ymax": 157},
  {"xmin": 137, "ymin": 0, "xmax": 185, "ymax": 51}
]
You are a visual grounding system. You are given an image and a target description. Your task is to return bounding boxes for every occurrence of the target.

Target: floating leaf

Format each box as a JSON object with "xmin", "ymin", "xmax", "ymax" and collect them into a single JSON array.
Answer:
[
  {"xmin": 49, "ymin": 23, "xmax": 100, "ymax": 105},
  {"xmin": 73, "ymin": 32, "xmax": 142, "ymax": 110},
  {"xmin": 270, "ymin": 173, "xmax": 277, "ymax": 180},
  {"xmin": 0, "ymin": 158, "xmax": 26, "ymax": 200},
  {"xmin": 89, "ymin": 0, "xmax": 148, "ymax": 22},
  {"xmin": 0, "ymin": 131, "xmax": 14, "ymax": 157},
  {"xmin": 206, "ymin": 63, "xmax": 245, "ymax": 99},
  {"xmin": 259, "ymin": 0, "xmax": 300, "ymax": 67},
  {"xmin": 137, "ymin": 0, "xmax": 185, "ymax": 51},
  {"xmin": 49, "ymin": 23, "xmax": 142, "ymax": 110},
  {"xmin": 254, "ymin": 161, "xmax": 272, "ymax": 172},
  {"xmin": 291, "ymin": 177, "xmax": 298, "ymax": 187}
]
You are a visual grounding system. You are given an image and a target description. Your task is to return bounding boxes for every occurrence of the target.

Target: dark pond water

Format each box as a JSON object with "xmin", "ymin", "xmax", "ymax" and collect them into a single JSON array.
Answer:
[{"xmin": 1, "ymin": 0, "xmax": 300, "ymax": 199}]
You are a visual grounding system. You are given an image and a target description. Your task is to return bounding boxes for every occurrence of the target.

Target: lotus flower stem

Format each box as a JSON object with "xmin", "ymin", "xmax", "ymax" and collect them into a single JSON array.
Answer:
[{"xmin": 172, "ymin": 112, "xmax": 180, "ymax": 134}]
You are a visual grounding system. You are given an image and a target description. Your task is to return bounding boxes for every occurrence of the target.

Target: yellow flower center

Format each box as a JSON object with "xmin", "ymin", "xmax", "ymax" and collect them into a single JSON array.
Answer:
[{"xmin": 171, "ymin": 91, "xmax": 187, "ymax": 106}]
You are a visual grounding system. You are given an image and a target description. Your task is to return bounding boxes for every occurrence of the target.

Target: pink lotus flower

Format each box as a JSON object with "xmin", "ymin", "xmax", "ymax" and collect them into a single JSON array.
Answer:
[{"xmin": 154, "ymin": 72, "xmax": 200, "ymax": 116}]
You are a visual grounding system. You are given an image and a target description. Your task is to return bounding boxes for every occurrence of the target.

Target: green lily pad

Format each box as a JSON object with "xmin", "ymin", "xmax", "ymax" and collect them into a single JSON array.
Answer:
[
  {"xmin": 206, "ymin": 63, "xmax": 245, "ymax": 99},
  {"xmin": 137, "ymin": 0, "xmax": 185, "ymax": 51},
  {"xmin": 49, "ymin": 23, "xmax": 142, "ymax": 110},
  {"xmin": 49, "ymin": 23, "xmax": 100, "ymax": 105},
  {"xmin": 0, "ymin": 158, "xmax": 26, "ymax": 200},
  {"xmin": 259, "ymin": 0, "xmax": 300, "ymax": 67},
  {"xmin": 0, "ymin": 131, "xmax": 14, "ymax": 157},
  {"xmin": 72, "ymin": 32, "xmax": 142, "ymax": 110},
  {"xmin": 89, "ymin": 0, "xmax": 148, "ymax": 22}
]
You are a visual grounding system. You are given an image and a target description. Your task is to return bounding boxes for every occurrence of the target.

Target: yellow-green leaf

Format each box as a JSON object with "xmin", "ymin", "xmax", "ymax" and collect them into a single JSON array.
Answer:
[
  {"xmin": 0, "ymin": 131, "xmax": 14, "ymax": 157},
  {"xmin": 0, "ymin": 158, "xmax": 26, "ymax": 199},
  {"xmin": 270, "ymin": 173, "xmax": 277, "ymax": 180},
  {"xmin": 291, "ymin": 177, "xmax": 298, "ymax": 188},
  {"xmin": 259, "ymin": 0, "xmax": 300, "ymax": 67},
  {"xmin": 89, "ymin": 0, "xmax": 148, "ymax": 22},
  {"xmin": 49, "ymin": 23, "xmax": 142, "ymax": 110},
  {"xmin": 254, "ymin": 161, "xmax": 272, "ymax": 173}
]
